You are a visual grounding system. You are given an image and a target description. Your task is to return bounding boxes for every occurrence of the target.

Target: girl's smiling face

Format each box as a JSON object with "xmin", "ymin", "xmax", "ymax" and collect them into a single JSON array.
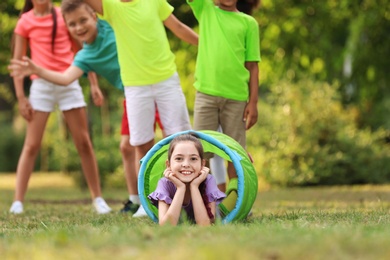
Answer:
[{"xmin": 168, "ymin": 141, "xmax": 204, "ymax": 183}]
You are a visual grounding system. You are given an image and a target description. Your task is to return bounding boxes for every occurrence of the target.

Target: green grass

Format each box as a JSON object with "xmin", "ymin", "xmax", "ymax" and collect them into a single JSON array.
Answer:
[{"xmin": 1, "ymin": 173, "xmax": 390, "ymax": 260}]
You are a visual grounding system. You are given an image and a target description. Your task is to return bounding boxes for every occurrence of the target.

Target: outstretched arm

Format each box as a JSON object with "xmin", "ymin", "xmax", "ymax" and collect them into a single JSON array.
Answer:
[
  {"xmin": 83, "ymin": 0, "xmax": 103, "ymax": 15},
  {"xmin": 9, "ymin": 56, "xmax": 84, "ymax": 86},
  {"xmin": 164, "ymin": 14, "xmax": 198, "ymax": 46}
]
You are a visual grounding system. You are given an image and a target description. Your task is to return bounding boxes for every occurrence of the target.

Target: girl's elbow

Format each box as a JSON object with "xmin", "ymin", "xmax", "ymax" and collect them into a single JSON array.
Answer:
[
  {"xmin": 197, "ymin": 221, "xmax": 211, "ymax": 226},
  {"xmin": 62, "ymin": 76, "xmax": 76, "ymax": 86},
  {"xmin": 67, "ymin": 80, "xmax": 74, "ymax": 86},
  {"xmin": 196, "ymin": 218, "xmax": 212, "ymax": 226},
  {"xmin": 159, "ymin": 216, "xmax": 178, "ymax": 226},
  {"xmin": 62, "ymin": 80, "xmax": 73, "ymax": 86}
]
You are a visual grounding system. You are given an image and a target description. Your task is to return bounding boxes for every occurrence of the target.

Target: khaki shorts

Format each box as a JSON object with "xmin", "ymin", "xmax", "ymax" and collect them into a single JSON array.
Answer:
[{"xmin": 193, "ymin": 91, "xmax": 247, "ymax": 148}]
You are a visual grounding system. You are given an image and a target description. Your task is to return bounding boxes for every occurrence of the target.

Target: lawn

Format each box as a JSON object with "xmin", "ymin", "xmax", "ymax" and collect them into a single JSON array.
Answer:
[{"xmin": 1, "ymin": 173, "xmax": 390, "ymax": 260}]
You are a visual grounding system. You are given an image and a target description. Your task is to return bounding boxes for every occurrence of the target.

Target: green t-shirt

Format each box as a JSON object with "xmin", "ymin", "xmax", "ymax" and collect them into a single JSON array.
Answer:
[
  {"xmin": 102, "ymin": 0, "xmax": 176, "ymax": 86},
  {"xmin": 188, "ymin": 0, "xmax": 261, "ymax": 101},
  {"xmin": 73, "ymin": 20, "xmax": 123, "ymax": 91}
]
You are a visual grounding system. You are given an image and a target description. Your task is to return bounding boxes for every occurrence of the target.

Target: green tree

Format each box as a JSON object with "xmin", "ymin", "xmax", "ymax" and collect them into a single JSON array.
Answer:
[{"xmin": 257, "ymin": 0, "xmax": 390, "ymax": 129}]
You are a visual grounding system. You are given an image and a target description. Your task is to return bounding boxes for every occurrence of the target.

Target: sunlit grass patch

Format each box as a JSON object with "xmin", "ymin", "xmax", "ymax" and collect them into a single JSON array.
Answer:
[
  {"xmin": 0, "ymin": 172, "xmax": 74, "ymax": 190},
  {"xmin": 1, "ymin": 173, "xmax": 390, "ymax": 259}
]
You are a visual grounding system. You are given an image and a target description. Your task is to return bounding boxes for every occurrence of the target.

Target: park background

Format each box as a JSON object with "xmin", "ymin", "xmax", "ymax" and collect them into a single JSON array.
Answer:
[
  {"xmin": 1, "ymin": 0, "xmax": 389, "ymax": 187},
  {"xmin": 1, "ymin": 0, "xmax": 390, "ymax": 259}
]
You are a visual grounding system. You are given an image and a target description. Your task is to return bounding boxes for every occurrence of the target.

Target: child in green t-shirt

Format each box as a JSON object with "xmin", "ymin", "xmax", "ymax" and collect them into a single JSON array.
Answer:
[{"xmin": 188, "ymin": 0, "xmax": 261, "ymax": 213}]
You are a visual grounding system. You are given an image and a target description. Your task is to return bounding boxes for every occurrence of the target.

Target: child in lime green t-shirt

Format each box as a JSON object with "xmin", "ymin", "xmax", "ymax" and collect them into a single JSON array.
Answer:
[{"xmin": 83, "ymin": 0, "xmax": 198, "ymax": 217}]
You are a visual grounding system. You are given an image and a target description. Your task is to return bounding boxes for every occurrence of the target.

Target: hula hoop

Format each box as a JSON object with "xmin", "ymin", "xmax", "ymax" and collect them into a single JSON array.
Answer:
[{"xmin": 138, "ymin": 130, "xmax": 258, "ymax": 224}]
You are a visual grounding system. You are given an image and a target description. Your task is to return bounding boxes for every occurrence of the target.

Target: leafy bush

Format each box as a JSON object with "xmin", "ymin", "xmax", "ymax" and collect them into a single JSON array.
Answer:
[
  {"xmin": 247, "ymin": 79, "xmax": 390, "ymax": 186},
  {"xmin": 105, "ymin": 164, "xmax": 127, "ymax": 189},
  {"xmin": 50, "ymin": 131, "xmax": 122, "ymax": 189},
  {"xmin": 0, "ymin": 124, "xmax": 24, "ymax": 172}
]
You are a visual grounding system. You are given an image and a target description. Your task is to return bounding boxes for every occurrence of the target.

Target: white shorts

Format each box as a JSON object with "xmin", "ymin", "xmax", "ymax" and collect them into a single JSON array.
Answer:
[
  {"xmin": 29, "ymin": 78, "xmax": 86, "ymax": 112},
  {"xmin": 124, "ymin": 72, "xmax": 191, "ymax": 146}
]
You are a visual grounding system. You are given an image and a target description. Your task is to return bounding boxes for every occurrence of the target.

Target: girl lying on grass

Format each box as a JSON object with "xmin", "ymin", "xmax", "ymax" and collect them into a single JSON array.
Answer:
[{"xmin": 148, "ymin": 133, "xmax": 226, "ymax": 226}]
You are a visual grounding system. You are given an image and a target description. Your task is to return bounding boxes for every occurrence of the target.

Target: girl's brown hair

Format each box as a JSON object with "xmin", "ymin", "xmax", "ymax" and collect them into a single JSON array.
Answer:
[
  {"xmin": 61, "ymin": 0, "xmax": 94, "ymax": 16},
  {"xmin": 167, "ymin": 132, "xmax": 204, "ymax": 162}
]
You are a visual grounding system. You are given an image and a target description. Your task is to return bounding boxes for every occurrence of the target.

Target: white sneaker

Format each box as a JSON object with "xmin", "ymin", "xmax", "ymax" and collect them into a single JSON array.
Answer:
[
  {"xmin": 93, "ymin": 197, "xmax": 112, "ymax": 214},
  {"xmin": 10, "ymin": 201, "xmax": 23, "ymax": 214},
  {"xmin": 132, "ymin": 204, "xmax": 148, "ymax": 218}
]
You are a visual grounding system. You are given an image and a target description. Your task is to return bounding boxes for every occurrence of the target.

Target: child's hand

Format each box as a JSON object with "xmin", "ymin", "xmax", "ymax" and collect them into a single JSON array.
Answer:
[
  {"xmin": 191, "ymin": 166, "xmax": 209, "ymax": 187},
  {"xmin": 243, "ymin": 101, "xmax": 258, "ymax": 130},
  {"xmin": 163, "ymin": 168, "xmax": 185, "ymax": 189},
  {"xmin": 8, "ymin": 56, "xmax": 36, "ymax": 78},
  {"xmin": 88, "ymin": 72, "xmax": 104, "ymax": 107},
  {"xmin": 90, "ymin": 85, "xmax": 104, "ymax": 107},
  {"xmin": 18, "ymin": 96, "xmax": 34, "ymax": 121}
]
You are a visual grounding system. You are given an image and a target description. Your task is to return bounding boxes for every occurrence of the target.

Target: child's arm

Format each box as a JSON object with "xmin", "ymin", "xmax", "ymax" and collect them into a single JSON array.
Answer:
[
  {"xmin": 158, "ymin": 168, "xmax": 187, "ymax": 226},
  {"xmin": 9, "ymin": 56, "xmax": 84, "ymax": 86},
  {"xmin": 83, "ymin": 0, "xmax": 103, "ymax": 15},
  {"xmin": 158, "ymin": 188, "xmax": 185, "ymax": 226},
  {"xmin": 87, "ymin": 72, "xmax": 104, "ymax": 107},
  {"xmin": 190, "ymin": 186, "xmax": 215, "ymax": 226},
  {"xmin": 190, "ymin": 167, "xmax": 214, "ymax": 226},
  {"xmin": 243, "ymin": 61, "xmax": 259, "ymax": 130},
  {"xmin": 12, "ymin": 34, "xmax": 33, "ymax": 121},
  {"xmin": 164, "ymin": 14, "xmax": 198, "ymax": 46}
]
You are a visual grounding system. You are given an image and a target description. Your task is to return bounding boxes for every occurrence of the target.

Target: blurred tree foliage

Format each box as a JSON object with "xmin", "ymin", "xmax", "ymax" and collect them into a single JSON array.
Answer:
[
  {"xmin": 257, "ymin": 0, "xmax": 390, "ymax": 130},
  {"xmin": 0, "ymin": 0, "xmax": 389, "ymax": 186},
  {"xmin": 248, "ymin": 79, "xmax": 390, "ymax": 186}
]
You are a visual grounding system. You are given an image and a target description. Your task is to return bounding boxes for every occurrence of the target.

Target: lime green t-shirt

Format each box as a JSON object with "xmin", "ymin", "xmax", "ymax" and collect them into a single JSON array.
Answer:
[
  {"xmin": 188, "ymin": 0, "xmax": 261, "ymax": 101},
  {"xmin": 102, "ymin": 0, "xmax": 176, "ymax": 86}
]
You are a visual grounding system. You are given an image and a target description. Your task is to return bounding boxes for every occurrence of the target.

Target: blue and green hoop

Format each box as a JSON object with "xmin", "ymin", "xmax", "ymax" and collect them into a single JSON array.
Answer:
[{"xmin": 138, "ymin": 130, "xmax": 258, "ymax": 223}]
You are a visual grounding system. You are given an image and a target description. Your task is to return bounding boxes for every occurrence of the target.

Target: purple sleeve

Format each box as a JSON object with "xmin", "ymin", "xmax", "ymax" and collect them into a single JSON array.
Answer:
[
  {"xmin": 205, "ymin": 175, "xmax": 226, "ymax": 205},
  {"xmin": 148, "ymin": 178, "xmax": 176, "ymax": 207}
]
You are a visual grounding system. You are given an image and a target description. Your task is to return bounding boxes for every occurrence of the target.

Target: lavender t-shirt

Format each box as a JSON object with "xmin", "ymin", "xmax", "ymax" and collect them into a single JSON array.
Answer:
[{"xmin": 148, "ymin": 174, "xmax": 226, "ymax": 222}]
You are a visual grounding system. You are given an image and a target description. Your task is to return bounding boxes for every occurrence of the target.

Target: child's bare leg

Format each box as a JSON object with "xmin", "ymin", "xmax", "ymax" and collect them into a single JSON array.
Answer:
[
  {"xmin": 63, "ymin": 107, "xmax": 101, "ymax": 199},
  {"xmin": 14, "ymin": 111, "xmax": 50, "ymax": 202},
  {"xmin": 120, "ymin": 135, "xmax": 137, "ymax": 195},
  {"xmin": 131, "ymin": 139, "xmax": 154, "ymax": 217},
  {"xmin": 135, "ymin": 139, "xmax": 154, "ymax": 174},
  {"xmin": 227, "ymin": 161, "xmax": 237, "ymax": 180}
]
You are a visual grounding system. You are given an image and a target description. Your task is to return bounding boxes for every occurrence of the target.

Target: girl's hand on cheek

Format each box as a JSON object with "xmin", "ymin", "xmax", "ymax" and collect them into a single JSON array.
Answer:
[
  {"xmin": 164, "ymin": 168, "xmax": 185, "ymax": 188},
  {"xmin": 191, "ymin": 166, "xmax": 209, "ymax": 187},
  {"xmin": 163, "ymin": 168, "xmax": 171, "ymax": 178}
]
